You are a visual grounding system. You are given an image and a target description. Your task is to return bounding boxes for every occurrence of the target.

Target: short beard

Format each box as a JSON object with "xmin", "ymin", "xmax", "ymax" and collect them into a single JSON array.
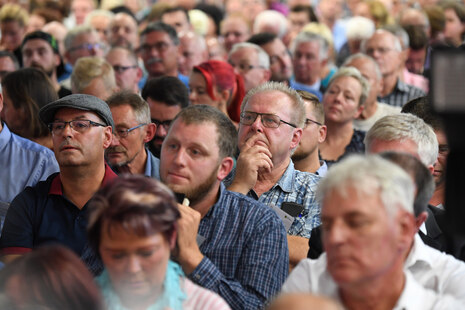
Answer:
[{"xmin": 183, "ymin": 166, "xmax": 219, "ymax": 207}]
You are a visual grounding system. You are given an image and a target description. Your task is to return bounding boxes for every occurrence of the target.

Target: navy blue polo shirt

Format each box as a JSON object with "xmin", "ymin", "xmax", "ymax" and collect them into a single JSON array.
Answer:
[{"xmin": 0, "ymin": 165, "xmax": 117, "ymax": 258}]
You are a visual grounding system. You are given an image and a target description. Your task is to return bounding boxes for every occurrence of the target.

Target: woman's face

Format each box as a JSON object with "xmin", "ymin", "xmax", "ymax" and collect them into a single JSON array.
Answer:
[
  {"xmin": 99, "ymin": 223, "xmax": 173, "ymax": 306},
  {"xmin": 323, "ymin": 75, "xmax": 363, "ymax": 124},
  {"xmin": 444, "ymin": 8, "xmax": 465, "ymax": 46},
  {"xmin": 1, "ymin": 89, "xmax": 26, "ymax": 135},
  {"xmin": 188, "ymin": 71, "xmax": 220, "ymax": 108}
]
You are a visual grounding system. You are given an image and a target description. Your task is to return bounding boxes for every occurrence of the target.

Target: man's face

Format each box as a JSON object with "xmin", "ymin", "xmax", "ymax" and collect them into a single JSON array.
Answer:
[
  {"xmin": 0, "ymin": 56, "xmax": 16, "ymax": 81},
  {"xmin": 229, "ymin": 47, "xmax": 269, "ymax": 92},
  {"xmin": 147, "ymin": 98, "xmax": 181, "ymax": 156},
  {"xmin": 51, "ymin": 108, "xmax": 112, "ymax": 167},
  {"xmin": 323, "ymin": 76, "xmax": 363, "ymax": 124},
  {"xmin": 238, "ymin": 90, "xmax": 301, "ymax": 166},
  {"xmin": 71, "ymin": 0, "xmax": 94, "ymax": 25},
  {"xmin": 108, "ymin": 13, "xmax": 139, "ymax": 49},
  {"xmin": 160, "ymin": 119, "xmax": 222, "ymax": 205},
  {"xmin": 139, "ymin": 31, "xmax": 178, "ymax": 78},
  {"xmin": 178, "ymin": 34, "xmax": 207, "ymax": 76},
  {"xmin": 22, "ymin": 39, "xmax": 59, "ymax": 77},
  {"xmin": 106, "ymin": 49, "xmax": 141, "ymax": 92},
  {"xmin": 106, "ymin": 104, "xmax": 146, "ymax": 167},
  {"xmin": 288, "ymin": 11, "xmax": 310, "ymax": 36},
  {"xmin": 344, "ymin": 57, "xmax": 382, "ymax": 108},
  {"xmin": 89, "ymin": 15, "xmax": 111, "ymax": 43},
  {"xmin": 292, "ymin": 102, "xmax": 325, "ymax": 161},
  {"xmin": 434, "ymin": 129, "xmax": 448, "ymax": 186},
  {"xmin": 364, "ymin": 32, "xmax": 401, "ymax": 77},
  {"xmin": 66, "ymin": 32, "xmax": 104, "ymax": 65},
  {"xmin": 221, "ymin": 17, "xmax": 250, "ymax": 52},
  {"xmin": 322, "ymin": 186, "xmax": 404, "ymax": 286},
  {"xmin": 261, "ymin": 38, "xmax": 293, "ymax": 82},
  {"xmin": 0, "ymin": 21, "xmax": 25, "ymax": 52},
  {"xmin": 406, "ymin": 48, "xmax": 426, "ymax": 75},
  {"xmin": 161, "ymin": 10, "xmax": 191, "ymax": 35},
  {"xmin": 293, "ymin": 41, "xmax": 324, "ymax": 85}
]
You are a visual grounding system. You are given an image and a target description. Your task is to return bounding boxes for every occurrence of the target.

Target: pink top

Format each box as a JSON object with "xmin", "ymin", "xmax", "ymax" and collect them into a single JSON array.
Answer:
[
  {"xmin": 183, "ymin": 278, "xmax": 231, "ymax": 310},
  {"xmin": 403, "ymin": 69, "xmax": 429, "ymax": 93}
]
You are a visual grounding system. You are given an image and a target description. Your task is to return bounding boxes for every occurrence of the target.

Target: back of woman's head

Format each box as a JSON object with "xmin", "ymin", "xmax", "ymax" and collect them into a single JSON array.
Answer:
[
  {"xmin": 0, "ymin": 245, "xmax": 103, "ymax": 310},
  {"xmin": 194, "ymin": 60, "xmax": 245, "ymax": 122},
  {"xmin": 2, "ymin": 68, "xmax": 58, "ymax": 138}
]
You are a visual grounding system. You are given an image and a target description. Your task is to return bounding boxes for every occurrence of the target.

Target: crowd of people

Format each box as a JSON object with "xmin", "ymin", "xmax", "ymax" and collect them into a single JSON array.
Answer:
[{"xmin": 0, "ymin": 0, "xmax": 464, "ymax": 309}]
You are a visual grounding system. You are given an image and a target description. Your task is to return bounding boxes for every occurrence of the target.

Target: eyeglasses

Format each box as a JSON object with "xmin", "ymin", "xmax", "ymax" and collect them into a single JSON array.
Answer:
[
  {"xmin": 240, "ymin": 111, "xmax": 297, "ymax": 128},
  {"xmin": 138, "ymin": 42, "xmax": 171, "ymax": 54},
  {"xmin": 229, "ymin": 62, "xmax": 265, "ymax": 72},
  {"xmin": 114, "ymin": 124, "xmax": 147, "ymax": 138},
  {"xmin": 112, "ymin": 65, "xmax": 138, "ymax": 74},
  {"xmin": 48, "ymin": 120, "xmax": 106, "ymax": 134},
  {"xmin": 151, "ymin": 118, "xmax": 172, "ymax": 130},
  {"xmin": 68, "ymin": 43, "xmax": 105, "ymax": 53},
  {"xmin": 304, "ymin": 118, "xmax": 322, "ymax": 127}
]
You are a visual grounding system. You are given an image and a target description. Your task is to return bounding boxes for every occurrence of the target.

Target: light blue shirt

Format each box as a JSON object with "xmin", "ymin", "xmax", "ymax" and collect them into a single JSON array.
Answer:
[
  {"xmin": 0, "ymin": 123, "xmax": 59, "ymax": 203},
  {"xmin": 145, "ymin": 148, "xmax": 160, "ymax": 180}
]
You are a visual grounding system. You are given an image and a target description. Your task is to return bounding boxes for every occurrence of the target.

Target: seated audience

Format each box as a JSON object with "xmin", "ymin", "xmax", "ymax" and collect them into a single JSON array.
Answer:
[{"xmin": 87, "ymin": 175, "xmax": 230, "ymax": 310}]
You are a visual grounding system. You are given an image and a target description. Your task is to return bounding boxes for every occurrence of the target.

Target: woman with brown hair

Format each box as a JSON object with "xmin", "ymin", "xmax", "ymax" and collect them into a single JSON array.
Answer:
[
  {"xmin": 0, "ymin": 245, "xmax": 103, "ymax": 310},
  {"xmin": 1, "ymin": 67, "xmax": 58, "ymax": 149}
]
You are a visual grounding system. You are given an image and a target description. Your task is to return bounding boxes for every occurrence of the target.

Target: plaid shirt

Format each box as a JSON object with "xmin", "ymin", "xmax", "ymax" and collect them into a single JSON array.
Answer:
[
  {"xmin": 378, "ymin": 79, "xmax": 426, "ymax": 107},
  {"xmin": 224, "ymin": 161, "xmax": 321, "ymax": 238},
  {"xmin": 189, "ymin": 184, "xmax": 289, "ymax": 310}
]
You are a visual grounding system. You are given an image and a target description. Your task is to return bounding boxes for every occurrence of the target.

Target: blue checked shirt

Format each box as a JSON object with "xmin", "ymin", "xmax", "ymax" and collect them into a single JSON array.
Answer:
[
  {"xmin": 188, "ymin": 183, "xmax": 289, "ymax": 310},
  {"xmin": 224, "ymin": 161, "xmax": 321, "ymax": 238},
  {"xmin": 378, "ymin": 79, "xmax": 426, "ymax": 107}
]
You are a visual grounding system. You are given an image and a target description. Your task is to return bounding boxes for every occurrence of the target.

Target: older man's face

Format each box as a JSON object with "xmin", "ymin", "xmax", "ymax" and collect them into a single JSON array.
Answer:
[
  {"xmin": 321, "ymin": 185, "xmax": 406, "ymax": 287},
  {"xmin": 229, "ymin": 47, "xmax": 269, "ymax": 92},
  {"xmin": 364, "ymin": 32, "xmax": 401, "ymax": 77}
]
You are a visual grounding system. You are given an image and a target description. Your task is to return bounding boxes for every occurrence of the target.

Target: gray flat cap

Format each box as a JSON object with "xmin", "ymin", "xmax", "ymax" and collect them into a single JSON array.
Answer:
[{"xmin": 39, "ymin": 94, "xmax": 114, "ymax": 128}]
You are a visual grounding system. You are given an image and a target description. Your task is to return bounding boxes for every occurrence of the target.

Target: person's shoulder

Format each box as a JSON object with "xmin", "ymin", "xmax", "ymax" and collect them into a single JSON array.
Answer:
[
  {"xmin": 13, "ymin": 173, "xmax": 58, "ymax": 199},
  {"xmin": 10, "ymin": 132, "xmax": 55, "ymax": 157},
  {"xmin": 183, "ymin": 278, "xmax": 231, "ymax": 310}
]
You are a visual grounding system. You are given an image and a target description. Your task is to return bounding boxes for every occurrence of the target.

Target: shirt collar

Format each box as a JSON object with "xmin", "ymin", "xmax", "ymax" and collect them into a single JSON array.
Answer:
[
  {"xmin": 404, "ymin": 234, "xmax": 434, "ymax": 269},
  {"xmin": 0, "ymin": 122, "xmax": 12, "ymax": 151},
  {"xmin": 144, "ymin": 147, "xmax": 152, "ymax": 176},
  {"xmin": 272, "ymin": 161, "xmax": 295, "ymax": 193},
  {"xmin": 49, "ymin": 163, "xmax": 118, "ymax": 195},
  {"xmin": 204, "ymin": 182, "xmax": 226, "ymax": 219},
  {"xmin": 395, "ymin": 79, "xmax": 410, "ymax": 93}
]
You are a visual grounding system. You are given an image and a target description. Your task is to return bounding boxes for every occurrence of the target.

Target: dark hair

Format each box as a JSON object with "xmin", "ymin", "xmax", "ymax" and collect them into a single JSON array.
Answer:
[
  {"xmin": 2, "ymin": 67, "xmax": 58, "ymax": 139},
  {"xmin": 247, "ymin": 32, "xmax": 277, "ymax": 46},
  {"xmin": 87, "ymin": 175, "xmax": 181, "ymax": 256},
  {"xmin": 296, "ymin": 90, "xmax": 325, "ymax": 124},
  {"xmin": 141, "ymin": 21, "xmax": 179, "ymax": 45},
  {"xmin": 141, "ymin": 76, "xmax": 189, "ymax": 108},
  {"xmin": 404, "ymin": 25, "xmax": 428, "ymax": 50},
  {"xmin": 0, "ymin": 245, "xmax": 103, "ymax": 310},
  {"xmin": 401, "ymin": 96, "xmax": 443, "ymax": 131},
  {"xmin": 110, "ymin": 5, "xmax": 137, "ymax": 22},
  {"xmin": 0, "ymin": 50, "xmax": 19, "ymax": 69},
  {"xmin": 161, "ymin": 6, "xmax": 190, "ymax": 23},
  {"xmin": 174, "ymin": 104, "xmax": 238, "ymax": 159},
  {"xmin": 380, "ymin": 151, "xmax": 435, "ymax": 216},
  {"xmin": 194, "ymin": 3, "xmax": 224, "ymax": 36},
  {"xmin": 290, "ymin": 4, "xmax": 319, "ymax": 23}
]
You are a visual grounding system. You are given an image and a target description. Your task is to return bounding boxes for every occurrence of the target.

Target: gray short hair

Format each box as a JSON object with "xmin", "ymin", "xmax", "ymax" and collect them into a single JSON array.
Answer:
[
  {"xmin": 106, "ymin": 91, "xmax": 151, "ymax": 124},
  {"xmin": 343, "ymin": 53, "xmax": 382, "ymax": 81},
  {"xmin": 253, "ymin": 10, "xmax": 288, "ymax": 39},
  {"xmin": 365, "ymin": 114, "xmax": 439, "ymax": 166},
  {"xmin": 290, "ymin": 32, "xmax": 329, "ymax": 61},
  {"xmin": 229, "ymin": 42, "xmax": 270, "ymax": 69},
  {"xmin": 317, "ymin": 154, "xmax": 415, "ymax": 217},
  {"xmin": 64, "ymin": 25, "xmax": 98, "ymax": 51},
  {"xmin": 241, "ymin": 81, "xmax": 305, "ymax": 128},
  {"xmin": 326, "ymin": 67, "xmax": 370, "ymax": 107},
  {"xmin": 361, "ymin": 29, "xmax": 402, "ymax": 53},
  {"xmin": 346, "ymin": 16, "xmax": 375, "ymax": 41}
]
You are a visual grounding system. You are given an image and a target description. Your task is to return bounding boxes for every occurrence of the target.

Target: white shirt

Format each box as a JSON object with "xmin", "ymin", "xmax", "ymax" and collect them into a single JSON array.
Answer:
[{"xmin": 282, "ymin": 236, "xmax": 465, "ymax": 307}]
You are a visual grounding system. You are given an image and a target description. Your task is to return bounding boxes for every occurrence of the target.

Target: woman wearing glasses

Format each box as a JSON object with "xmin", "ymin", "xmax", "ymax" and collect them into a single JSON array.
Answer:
[
  {"xmin": 319, "ymin": 67, "xmax": 369, "ymax": 166},
  {"xmin": 88, "ymin": 175, "xmax": 230, "ymax": 310},
  {"xmin": 188, "ymin": 60, "xmax": 245, "ymax": 123}
]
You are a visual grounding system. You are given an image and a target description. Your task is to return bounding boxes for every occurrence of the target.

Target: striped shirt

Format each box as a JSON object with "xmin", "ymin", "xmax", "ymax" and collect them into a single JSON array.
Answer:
[
  {"xmin": 378, "ymin": 79, "xmax": 426, "ymax": 107},
  {"xmin": 189, "ymin": 184, "xmax": 289, "ymax": 310}
]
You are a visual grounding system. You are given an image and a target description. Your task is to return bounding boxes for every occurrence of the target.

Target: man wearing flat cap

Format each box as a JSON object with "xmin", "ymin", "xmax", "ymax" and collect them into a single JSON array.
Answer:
[{"xmin": 0, "ymin": 94, "xmax": 115, "ymax": 274}]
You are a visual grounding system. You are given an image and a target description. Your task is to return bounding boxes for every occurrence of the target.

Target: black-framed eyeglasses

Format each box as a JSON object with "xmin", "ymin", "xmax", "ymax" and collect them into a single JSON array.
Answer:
[
  {"xmin": 304, "ymin": 118, "xmax": 322, "ymax": 127},
  {"xmin": 68, "ymin": 43, "xmax": 105, "ymax": 53},
  {"xmin": 112, "ymin": 65, "xmax": 138, "ymax": 74},
  {"xmin": 229, "ymin": 62, "xmax": 265, "ymax": 72},
  {"xmin": 151, "ymin": 118, "xmax": 172, "ymax": 130},
  {"xmin": 48, "ymin": 120, "xmax": 106, "ymax": 134},
  {"xmin": 114, "ymin": 124, "xmax": 147, "ymax": 138},
  {"xmin": 137, "ymin": 42, "xmax": 171, "ymax": 54},
  {"xmin": 240, "ymin": 111, "xmax": 297, "ymax": 128}
]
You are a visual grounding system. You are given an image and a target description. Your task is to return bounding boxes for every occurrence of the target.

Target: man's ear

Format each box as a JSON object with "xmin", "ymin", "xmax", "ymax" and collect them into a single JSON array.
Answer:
[
  {"xmin": 397, "ymin": 210, "xmax": 416, "ymax": 252},
  {"xmin": 354, "ymin": 104, "xmax": 364, "ymax": 119},
  {"xmin": 318, "ymin": 124, "xmax": 327, "ymax": 144},
  {"xmin": 103, "ymin": 126, "xmax": 113, "ymax": 149},
  {"xmin": 290, "ymin": 128, "xmax": 303, "ymax": 149},
  {"xmin": 262, "ymin": 69, "xmax": 271, "ymax": 83},
  {"xmin": 217, "ymin": 156, "xmax": 234, "ymax": 181},
  {"xmin": 144, "ymin": 123, "xmax": 156, "ymax": 142},
  {"xmin": 415, "ymin": 211, "xmax": 428, "ymax": 232}
]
